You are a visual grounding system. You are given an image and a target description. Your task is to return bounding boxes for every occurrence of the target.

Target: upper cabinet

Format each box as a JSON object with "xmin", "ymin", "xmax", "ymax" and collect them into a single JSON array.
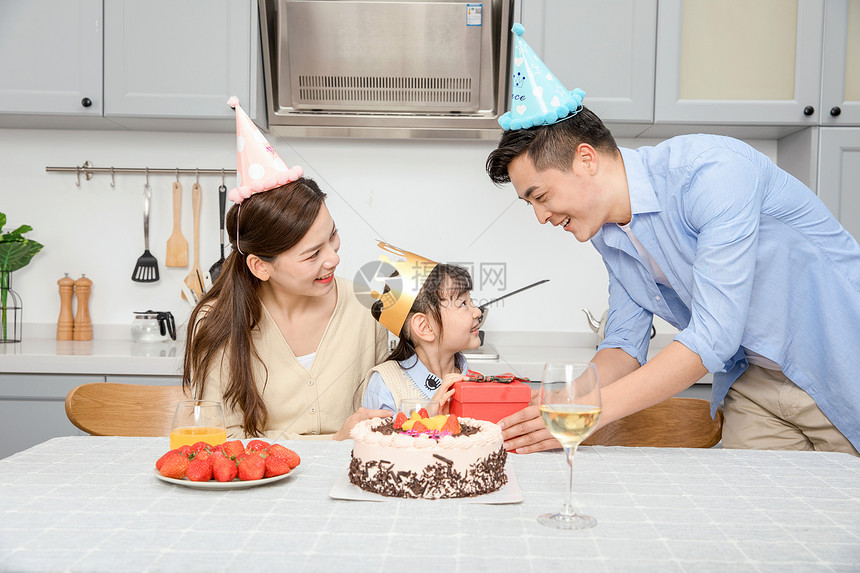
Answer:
[
  {"xmin": 0, "ymin": 0, "xmax": 262, "ymax": 131},
  {"xmin": 0, "ymin": 0, "xmax": 103, "ymax": 126},
  {"xmin": 821, "ymin": 0, "xmax": 860, "ymax": 125},
  {"xmin": 655, "ymin": 0, "xmax": 824, "ymax": 128},
  {"xmin": 519, "ymin": 0, "xmax": 656, "ymax": 136}
]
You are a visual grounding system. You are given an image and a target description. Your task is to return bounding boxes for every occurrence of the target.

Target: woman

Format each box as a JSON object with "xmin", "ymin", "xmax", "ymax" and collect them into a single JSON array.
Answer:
[{"xmin": 182, "ymin": 177, "xmax": 391, "ymax": 440}]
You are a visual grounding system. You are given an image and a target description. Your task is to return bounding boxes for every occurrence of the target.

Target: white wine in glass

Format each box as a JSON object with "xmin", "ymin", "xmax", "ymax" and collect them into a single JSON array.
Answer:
[{"xmin": 538, "ymin": 362, "xmax": 601, "ymax": 530}]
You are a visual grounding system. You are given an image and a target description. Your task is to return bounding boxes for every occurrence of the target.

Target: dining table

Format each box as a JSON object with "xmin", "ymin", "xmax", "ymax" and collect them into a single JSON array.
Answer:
[{"xmin": 1, "ymin": 436, "xmax": 858, "ymax": 572}]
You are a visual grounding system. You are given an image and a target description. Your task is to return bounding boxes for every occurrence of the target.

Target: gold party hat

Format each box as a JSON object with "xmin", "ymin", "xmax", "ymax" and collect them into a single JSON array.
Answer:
[{"xmin": 371, "ymin": 241, "xmax": 439, "ymax": 336}]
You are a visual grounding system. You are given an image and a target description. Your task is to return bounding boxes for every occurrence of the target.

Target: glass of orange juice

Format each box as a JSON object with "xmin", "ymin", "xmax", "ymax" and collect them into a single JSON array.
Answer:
[{"xmin": 169, "ymin": 400, "xmax": 227, "ymax": 450}]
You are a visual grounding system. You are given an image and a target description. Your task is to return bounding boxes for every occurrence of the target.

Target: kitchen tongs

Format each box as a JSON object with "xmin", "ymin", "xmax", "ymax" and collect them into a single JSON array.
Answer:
[{"xmin": 131, "ymin": 183, "xmax": 160, "ymax": 283}]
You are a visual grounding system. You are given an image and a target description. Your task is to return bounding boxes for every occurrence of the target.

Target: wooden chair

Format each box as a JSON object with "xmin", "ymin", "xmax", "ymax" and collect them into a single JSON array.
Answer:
[
  {"xmin": 582, "ymin": 397, "xmax": 723, "ymax": 448},
  {"xmin": 65, "ymin": 383, "xmax": 189, "ymax": 437}
]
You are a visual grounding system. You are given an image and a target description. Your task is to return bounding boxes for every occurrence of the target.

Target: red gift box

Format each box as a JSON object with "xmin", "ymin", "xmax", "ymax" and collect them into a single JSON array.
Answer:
[{"xmin": 450, "ymin": 380, "xmax": 531, "ymax": 424}]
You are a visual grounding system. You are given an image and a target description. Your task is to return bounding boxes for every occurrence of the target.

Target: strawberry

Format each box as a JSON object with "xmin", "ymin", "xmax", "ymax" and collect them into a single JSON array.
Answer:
[
  {"xmin": 246, "ymin": 439, "xmax": 270, "ymax": 452},
  {"xmin": 158, "ymin": 451, "xmax": 189, "ymax": 479},
  {"xmin": 417, "ymin": 408, "xmax": 429, "ymax": 419},
  {"xmin": 192, "ymin": 450, "xmax": 211, "ymax": 462},
  {"xmin": 441, "ymin": 414, "xmax": 461, "ymax": 435},
  {"xmin": 237, "ymin": 452, "xmax": 266, "ymax": 480},
  {"xmin": 412, "ymin": 421, "xmax": 428, "ymax": 433},
  {"xmin": 393, "ymin": 412, "xmax": 407, "ymax": 429},
  {"xmin": 222, "ymin": 440, "xmax": 245, "ymax": 459},
  {"xmin": 177, "ymin": 445, "xmax": 193, "ymax": 456},
  {"xmin": 264, "ymin": 454, "xmax": 291, "ymax": 478},
  {"xmin": 156, "ymin": 449, "xmax": 178, "ymax": 470},
  {"xmin": 268, "ymin": 444, "xmax": 300, "ymax": 469},
  {"xmin": 186, "ymin": 456, "xmax": 213, "ymax": 482},
  {"xmin": 211, "ymin": 453, "xmax": 238, "ymax": 482},
  {"xmin": 191, "ymin": 441, "xmax": 210, "ymax": 453}
]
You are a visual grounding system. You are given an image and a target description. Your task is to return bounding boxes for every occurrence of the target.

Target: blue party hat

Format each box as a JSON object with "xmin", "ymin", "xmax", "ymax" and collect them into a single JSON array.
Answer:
[{"xmin": 498, "ymin": 23, "xmax": 586, "ymax": 131}]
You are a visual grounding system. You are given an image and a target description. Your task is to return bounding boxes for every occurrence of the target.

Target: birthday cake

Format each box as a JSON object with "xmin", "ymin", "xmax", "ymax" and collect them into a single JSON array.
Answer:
[{"xmin": 348, "ymin": 411, "xmax": 507, "ymax": 499}]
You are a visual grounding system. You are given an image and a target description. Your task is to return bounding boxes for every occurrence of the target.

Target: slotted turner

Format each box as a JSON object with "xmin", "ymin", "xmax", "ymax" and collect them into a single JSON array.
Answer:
[{"xmin": 131, "ymin": 183, "xmax": 160, "ymax": 283}]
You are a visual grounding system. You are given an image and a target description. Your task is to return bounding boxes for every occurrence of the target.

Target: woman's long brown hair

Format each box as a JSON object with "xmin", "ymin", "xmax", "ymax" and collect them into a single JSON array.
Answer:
[{"xmin": 181, "ymin": 178, "xmax": 327, "ymax": 436}]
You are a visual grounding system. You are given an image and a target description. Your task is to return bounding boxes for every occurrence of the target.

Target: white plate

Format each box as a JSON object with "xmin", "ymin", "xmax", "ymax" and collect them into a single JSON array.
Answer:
[
  {"xmin": 329, "ymin": 466, "xmax": 521, "ymax": 504},
  {"xmin": 153, "ymin": 465, "xmax": 300, "ymax": 490}
]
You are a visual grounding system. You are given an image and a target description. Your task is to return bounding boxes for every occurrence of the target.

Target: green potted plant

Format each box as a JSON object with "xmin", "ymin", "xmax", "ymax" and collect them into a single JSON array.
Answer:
[{"xmin": 0, "ymin": 212, "xmax": 44, "ymax": 342}]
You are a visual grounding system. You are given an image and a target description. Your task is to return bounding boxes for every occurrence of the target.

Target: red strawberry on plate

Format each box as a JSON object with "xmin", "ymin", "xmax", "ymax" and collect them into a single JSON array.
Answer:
[
  {"xmin": 222, "ymin": 440, "xmax": 245, "ymax": 459},
  {"xmin": 246, "ymin": 439, "xmax": 270, "ymax": 452},
  {"xmin": 268, "ymin": 444, "xmax": 301, "ymax": 469},
  {"xmin": 156, "ymin": 449, "xmax": 178, "ymax": 470},
  {"xmin": 211, "ymin": 453, "xmax": 238, "ymax": 482},
  {"xmin": 237, "ymin": 452, "xmax": 266, "ymax": 480},
  {"xmin": 264, "ymin": 454, "xmax": 291, "ymax": 478},
  {"xmin": 186, "ymin": 456, "xmax": 213, "ymax": 482},
  {"xmin": 158, "ymin": 451, "xmax": 190, "ymax": 479}
]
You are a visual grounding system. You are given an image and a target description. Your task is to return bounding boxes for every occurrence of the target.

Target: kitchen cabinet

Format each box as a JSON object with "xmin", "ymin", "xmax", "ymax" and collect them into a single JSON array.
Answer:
[
  {"xmin": 519, "ymin": 0, "xmax": 656, "ymax": 136},
  {"xmin": 817, "ymin": 127, "xmax": 860, "ymax": 239},
  {"xmin": 654, "ymin": 0, "xmax": 824, "ymax": 129},
  {"xmin": 0, "ymin": 0, "xmax": 104, "ymax": 127},
  {"xmin": 0, "ymin": 372, "xmax": 181, "ymax": 460},
  {"xmin": 0, "ymin": 374, "xmax": 94, "ymax": 460},
  {"xmin": 0, "ymin": 0, "xmax": 263, "ymax": 131},
  {"xmin": 821, "ymin": 0, "xmax": 860, "ymax": 125}
]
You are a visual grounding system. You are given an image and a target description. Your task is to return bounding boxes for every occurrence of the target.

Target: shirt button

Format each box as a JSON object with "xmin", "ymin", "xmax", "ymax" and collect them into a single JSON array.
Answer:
[
  {"xmin": 310, "ymin": 431, "xmax": 318, "ymax": 435},
  {"xmin": 307, "ymin": 379, "xmax": 314, "ymax": 386},
  {"xmin": 655, "ymin": 295, "xmax": 661, "ymax": 301},
  {"xmin": 310, "ymin": 408, "xmax": 316, "ymax": 414}
]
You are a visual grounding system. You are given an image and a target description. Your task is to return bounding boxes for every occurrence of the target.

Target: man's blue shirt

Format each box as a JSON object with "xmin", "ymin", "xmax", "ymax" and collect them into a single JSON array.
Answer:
[{"xmin": 593, "ymin": 134, "xmax": 860, "ymax": 449}]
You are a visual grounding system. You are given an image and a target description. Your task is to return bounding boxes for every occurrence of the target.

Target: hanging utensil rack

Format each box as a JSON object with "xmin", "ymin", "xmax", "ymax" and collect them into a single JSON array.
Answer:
[{"xmin": 46, "ymin": 161, "xmax": 236, "ymax": 187}]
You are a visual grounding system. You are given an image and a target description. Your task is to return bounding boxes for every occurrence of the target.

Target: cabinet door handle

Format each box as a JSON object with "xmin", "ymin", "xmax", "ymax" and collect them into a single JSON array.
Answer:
[
  {"xmin": 830, "ymin": 106, "xmax": 842, "ymax": 117},
  {"xmin": 81, "ymin": 97, "xmax": 92, "ymax": 108},
  {"xmin": 803, "ymin": 106, "xmax": 815, "ymax": 116}
]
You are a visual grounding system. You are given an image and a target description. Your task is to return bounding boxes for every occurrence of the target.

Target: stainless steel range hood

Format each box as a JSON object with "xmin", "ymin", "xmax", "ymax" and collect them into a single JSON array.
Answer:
[{"xmin": 258, "ymin": 0, "xmax": 513, "ymax": 139}]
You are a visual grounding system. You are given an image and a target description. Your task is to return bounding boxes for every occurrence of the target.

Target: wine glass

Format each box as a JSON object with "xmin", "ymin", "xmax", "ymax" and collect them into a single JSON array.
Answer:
[
  {"xmin": 538, "ymin": 362, "xmax": 601, "ymax": 530},
  {"xmin": 169, "ymin": 400, "xmax": 227, "ymax": 450}
]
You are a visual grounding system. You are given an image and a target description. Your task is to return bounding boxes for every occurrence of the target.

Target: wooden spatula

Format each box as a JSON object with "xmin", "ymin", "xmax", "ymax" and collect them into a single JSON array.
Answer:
[
  {"xmin": 183, "ymin": 182, "xmax": 206, "ymax": 301},
  {"xmin": 165, "ymin": 181, "xmax": 188, "ymax": 267}
]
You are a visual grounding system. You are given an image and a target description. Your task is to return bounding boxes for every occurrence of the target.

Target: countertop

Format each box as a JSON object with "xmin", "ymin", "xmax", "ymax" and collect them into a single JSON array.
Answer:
[
  {"xmin": 2, "ymin": 436, "xmax": 858, "ymax": 572},
  {"xmin": 1, "ymin": 324, "xmax": 710, "ymax": 386}
]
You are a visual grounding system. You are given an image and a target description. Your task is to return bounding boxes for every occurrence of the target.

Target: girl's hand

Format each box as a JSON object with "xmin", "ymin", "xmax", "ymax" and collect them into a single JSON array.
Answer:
[
  {"xmin": 333, "ymin": 408, "xmax": 393, "ymax": 441},
  {"xmin": 431, "ymin": 373, "xmax": 464, "ymax": 415}
]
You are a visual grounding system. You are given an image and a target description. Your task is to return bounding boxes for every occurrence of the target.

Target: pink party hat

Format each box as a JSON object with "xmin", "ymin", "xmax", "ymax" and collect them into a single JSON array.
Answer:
[{"xmin": 227, "ymin": 96, "xmax": 303, "ymax": 204}]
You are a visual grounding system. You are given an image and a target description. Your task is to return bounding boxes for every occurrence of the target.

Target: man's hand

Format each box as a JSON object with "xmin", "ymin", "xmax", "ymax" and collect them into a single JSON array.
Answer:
[
  {"xmin": 333, "ymin": 408, "xmax": 393, "ymax": 441},
  {"xmin": 497, "ymin": 404, "xmax": 561, "ymax": 453}
]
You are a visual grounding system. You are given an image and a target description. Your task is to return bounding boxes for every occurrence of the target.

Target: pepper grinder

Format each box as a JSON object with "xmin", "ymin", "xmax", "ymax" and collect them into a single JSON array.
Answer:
[
  {"xmin": 73, "ymin": 274, "xmax": 93, "ymax": 341},
  {"xmin": 57, "ymin": 274, "xmax": 75, "ymax": 341}
]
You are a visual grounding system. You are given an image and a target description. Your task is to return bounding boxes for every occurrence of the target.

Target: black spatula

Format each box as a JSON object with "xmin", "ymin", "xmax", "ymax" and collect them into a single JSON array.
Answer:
[
  {"xmin": 208, "ymin": 184, "xmax": 227, "ymax": 283},
  {"xmin": 131, "ymin": 183, "xmax": 160, "ymax": 283}
]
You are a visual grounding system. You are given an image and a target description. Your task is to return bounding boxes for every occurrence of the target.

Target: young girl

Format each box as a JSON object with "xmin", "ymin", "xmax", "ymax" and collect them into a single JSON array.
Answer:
[{"xmin": 362, "ymin": 260, "xmax": 483, "ymax": 413}]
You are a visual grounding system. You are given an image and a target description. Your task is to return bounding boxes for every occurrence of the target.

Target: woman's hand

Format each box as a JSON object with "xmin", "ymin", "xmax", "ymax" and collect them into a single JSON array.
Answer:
[
  {"xmin": 430, "ymin": 373, "xmax": 463, "ymax": 415},
  {"xmin": 333, "ymin": 407, "xmax": 393, "ymax": 441},
  {"xmin": 497, "ymin": 404, "xmax": 562, "ymax": 454}
]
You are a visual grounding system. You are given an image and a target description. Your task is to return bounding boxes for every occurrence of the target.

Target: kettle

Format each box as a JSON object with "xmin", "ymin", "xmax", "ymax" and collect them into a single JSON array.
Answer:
[
  {"xmin": 131, "ymin": 310, "xmax": 176, "ymax": 342},
  {"xmin": 582, "ymin": 308, "xmax": 656, "ymax": 343}
]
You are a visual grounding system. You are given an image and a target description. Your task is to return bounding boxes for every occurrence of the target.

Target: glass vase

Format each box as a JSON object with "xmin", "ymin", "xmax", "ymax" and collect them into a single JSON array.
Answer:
[{"xmin": 0, "ymin": 271, "xmax": 22, "ymax": 343}]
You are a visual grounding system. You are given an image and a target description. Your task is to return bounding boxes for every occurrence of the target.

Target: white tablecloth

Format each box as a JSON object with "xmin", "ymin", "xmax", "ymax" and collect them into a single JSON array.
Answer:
[{"xmin": 1, "ymin": 436, "xmax": 858, "ymax": 572}]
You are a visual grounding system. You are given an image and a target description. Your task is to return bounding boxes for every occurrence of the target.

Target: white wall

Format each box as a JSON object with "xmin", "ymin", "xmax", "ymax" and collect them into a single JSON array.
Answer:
[{"xmin": 0, "ymin": 127, "xmax": 776, "ymax": 338}]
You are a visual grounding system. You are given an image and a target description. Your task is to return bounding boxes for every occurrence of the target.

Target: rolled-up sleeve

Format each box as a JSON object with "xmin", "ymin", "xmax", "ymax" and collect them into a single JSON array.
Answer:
[{"xmin": 673, "ymin": 149, "xmax": 763, "ymax": 372}]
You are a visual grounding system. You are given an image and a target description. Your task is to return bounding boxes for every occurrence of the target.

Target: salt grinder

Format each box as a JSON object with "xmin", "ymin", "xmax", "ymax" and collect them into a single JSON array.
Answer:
[
  {"xmin": 73, "ymin": 274, "xmax": 93, "ymax": 341},
  {"xmin": 57, "ymin": 274, "xmax": 75, "ymax": 341}
]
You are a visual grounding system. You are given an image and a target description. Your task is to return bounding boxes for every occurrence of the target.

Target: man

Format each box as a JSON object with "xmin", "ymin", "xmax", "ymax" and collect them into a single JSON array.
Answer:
[{"xmin": 487, "ymin": 24, "xmax": 860, "ymax": 455}]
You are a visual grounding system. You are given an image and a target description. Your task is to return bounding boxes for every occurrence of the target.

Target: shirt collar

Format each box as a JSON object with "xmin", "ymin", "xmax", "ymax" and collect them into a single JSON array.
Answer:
[
  {"xmin": 398, "ymin": 352, "xmax": 468, "ymax": 399},
  {"xmin": 619, "ymin": 147, "xmax": 662, "ymax": 216}
]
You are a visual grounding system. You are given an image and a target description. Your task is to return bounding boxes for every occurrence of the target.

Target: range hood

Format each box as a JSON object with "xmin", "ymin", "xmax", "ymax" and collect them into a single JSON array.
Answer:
[{"xmin": 258, "ymin": 0, "xmax": 514, "ymax": 139}]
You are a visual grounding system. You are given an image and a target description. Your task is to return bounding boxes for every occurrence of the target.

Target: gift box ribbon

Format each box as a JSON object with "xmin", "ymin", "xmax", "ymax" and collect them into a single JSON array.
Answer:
[{"xmin": 463, "ymin": 370, "xmax": 530, "ymax": 384}]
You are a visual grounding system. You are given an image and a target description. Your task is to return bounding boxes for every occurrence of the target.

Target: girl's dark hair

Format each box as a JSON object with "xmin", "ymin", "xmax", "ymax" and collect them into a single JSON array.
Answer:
[
  {"xmin": 486, "ymin": 106, "xmax": 619, "ymax": 184},
  {"xmin": 182, "ymin": 177, "xmax": 327, "ymax": 437},
  {"xmin": 372, "ymin": 264, "xmax": 473, "ymax": 365}
]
